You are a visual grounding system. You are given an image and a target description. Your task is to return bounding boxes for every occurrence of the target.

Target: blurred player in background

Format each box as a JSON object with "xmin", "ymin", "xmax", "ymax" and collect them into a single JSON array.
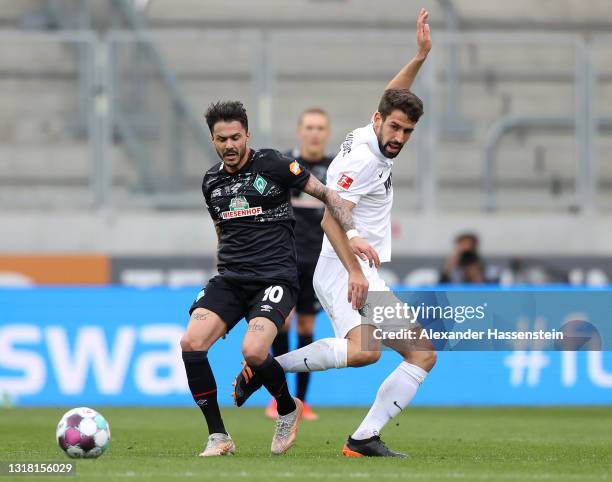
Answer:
[
  {"xmin": 234, "ymin": 9, "xmax": 437, "ymax": 458},
  {"xmin": 267, "ymin": 108, "xmax": 334, "ymax": 421}
]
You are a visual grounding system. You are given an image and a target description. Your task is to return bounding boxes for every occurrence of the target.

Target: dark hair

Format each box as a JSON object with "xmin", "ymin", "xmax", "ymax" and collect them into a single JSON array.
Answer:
[
  {"xmin": 298, "ymin": 107, "xmax": 329, "ymax": 126},
  {"xmin": 205, "ymin": 100, "xmax": 248, "ymax": 133},
  {"xmin": 455, "ymin": 232, "xmax": 479, "ymax": 247},
  {"xmin": 377, "ymin": 89, "xmax": 423, "ymax": 123}
]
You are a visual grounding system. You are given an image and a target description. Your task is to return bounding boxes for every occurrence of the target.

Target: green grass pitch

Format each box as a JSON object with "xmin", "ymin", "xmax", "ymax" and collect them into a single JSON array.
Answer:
[{"xmin": 1, "ymin": 406, "xmax": 610, "ymax": 481}]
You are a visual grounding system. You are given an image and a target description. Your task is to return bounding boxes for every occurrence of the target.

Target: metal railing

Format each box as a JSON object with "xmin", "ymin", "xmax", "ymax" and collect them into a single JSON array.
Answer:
[{"xmin": 0, "ymin": 30, "xmax": 610, "ymax": 212}]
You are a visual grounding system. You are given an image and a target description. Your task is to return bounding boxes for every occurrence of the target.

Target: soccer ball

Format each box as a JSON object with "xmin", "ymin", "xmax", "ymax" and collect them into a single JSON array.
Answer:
[{"xmin": 56, "ymin": 407, "xmax": 111, "ymax": 459}]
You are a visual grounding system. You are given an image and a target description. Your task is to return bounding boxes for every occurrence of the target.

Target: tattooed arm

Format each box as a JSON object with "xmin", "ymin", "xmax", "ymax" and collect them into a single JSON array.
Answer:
[
  {"xmin": 303, "ymin": 173, "xmax": 354, "ymax": 231},
  {"xmin": 302, "ymin": 174, "xmax": 380, "ymax": 269}
]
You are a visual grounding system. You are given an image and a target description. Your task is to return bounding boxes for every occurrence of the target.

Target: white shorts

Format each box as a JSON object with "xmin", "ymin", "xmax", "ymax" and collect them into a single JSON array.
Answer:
[{"xmin": 313, "ymin": 255, "xmax": 390, "ymax": 339}]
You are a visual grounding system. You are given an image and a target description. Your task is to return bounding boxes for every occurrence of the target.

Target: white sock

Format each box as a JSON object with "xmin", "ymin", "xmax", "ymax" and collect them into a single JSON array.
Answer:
[
  {"xmin": 275, "ymin": 338, "xmax": 347, "ymax": 372},
  {"xmin": 352, "ymin": 362, "xmax": 427, "ymax": 440}
]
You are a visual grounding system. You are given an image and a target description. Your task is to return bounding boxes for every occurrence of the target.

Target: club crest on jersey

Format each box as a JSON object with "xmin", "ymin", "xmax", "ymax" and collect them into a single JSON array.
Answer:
[
  {"xmin": 222, "ymin": 195, "xmax": 262, "ymax": 219},
  {"xmin": 289, "ymin": 161, "xmax": 302, "ymax": 176},
  {"xmin": 253, "ymin": 175, "xmax": 268, "ymax": 194},
  {"xmin": 337, "ymin": 173, "xmax": 354, "ymax": 190}
]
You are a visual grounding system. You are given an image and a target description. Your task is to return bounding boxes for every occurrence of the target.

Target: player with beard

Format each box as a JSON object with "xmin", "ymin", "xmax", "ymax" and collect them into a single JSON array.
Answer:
[
  {"xmin": 267, "ymin": 108, "xmax": 334, "ymax": 420},
  {"xmin": 232, "ymin": 8, "xmax": 437, "ymax": 458},
  {"xmin": 180, "ymin": 100, "xmax": 378, "ymax": 457}
]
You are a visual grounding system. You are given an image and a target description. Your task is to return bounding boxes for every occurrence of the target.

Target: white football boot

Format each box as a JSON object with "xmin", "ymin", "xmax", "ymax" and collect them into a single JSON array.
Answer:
[
  {"xmin": 271, "ymin": 398, "xmax": 303, "ymax": 455},
  {"xmin": 199, "ymin": 433, "xmax": 235, "ymax": 457}
]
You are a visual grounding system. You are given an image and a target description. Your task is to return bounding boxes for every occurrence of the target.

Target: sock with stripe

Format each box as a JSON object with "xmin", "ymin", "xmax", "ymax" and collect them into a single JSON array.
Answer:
[
  {"xmin": 182, "ymin": 350, "xmax": 227, "ymax": 435},
  {"xmin": 253, "ymin": 355, "xmax": 296, "ymax": 416}
]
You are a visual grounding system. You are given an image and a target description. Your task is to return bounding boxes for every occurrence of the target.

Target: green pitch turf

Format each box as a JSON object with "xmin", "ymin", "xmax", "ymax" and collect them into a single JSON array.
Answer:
[{"xmin": 0, "ymin": 406, "xmax": 610, "ymax": 481}]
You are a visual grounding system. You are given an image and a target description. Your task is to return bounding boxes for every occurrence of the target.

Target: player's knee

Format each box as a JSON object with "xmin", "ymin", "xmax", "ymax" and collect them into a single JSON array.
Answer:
[
  {"xmin": 405, "ymin": 350, "xmax": 437, "ymax": 372},
  {"xmin": 349, "ymin": 350, "xmax": 381, "ymax": 367},
  {"xmin": 180, "ymin": 333, "xmax": 207, "ymax": 352},
  {"xmin": 242, "ymin": 345, "xmax": 268, "ymax": 367},
  {"xmin": 423, "ymin": 350, "xmax": 437, "ymax": 371},
  {"xmin": 179, "ymin": 334, "xmax": 195, "ymax": 352}
]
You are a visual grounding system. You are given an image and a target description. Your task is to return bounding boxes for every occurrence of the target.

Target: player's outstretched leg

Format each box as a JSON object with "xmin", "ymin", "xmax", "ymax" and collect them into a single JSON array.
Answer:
[
  {"xmin": 242, "ymin": 317, "xmax": 303, "ymax": 454},
  {"xmin": 180, "ymin": 308, "xmax": 235, "ymax": 457},
  {"xmin": 344, "ymin": 333, "xmax": 437, "ymax": 458},
  {"xmin": 232, "ymin": 336, "xmax": 347, "ymax": 407}
]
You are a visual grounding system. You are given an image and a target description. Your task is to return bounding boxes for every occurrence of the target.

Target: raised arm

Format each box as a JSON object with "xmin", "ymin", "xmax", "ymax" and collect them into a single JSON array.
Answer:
[{"xmin": 384, "ymin": 8, "xmax": 432, "ymax": 91}]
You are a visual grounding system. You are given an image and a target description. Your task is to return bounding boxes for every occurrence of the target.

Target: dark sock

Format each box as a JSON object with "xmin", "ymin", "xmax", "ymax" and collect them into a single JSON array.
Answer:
[
  {"xmin": 182, "ymin": 351, "xmax": 227, "ymax": 435},
  {"xmin": 271, "ymin": 331, "xmax": 289, "ymax": 357},
  {"xmin": 254, "ymin": 355, "xmax": 296, "ymax": 416},
  {"xmin": 296, "ymin": 334, "xmax": 313, "ymax": 401}
]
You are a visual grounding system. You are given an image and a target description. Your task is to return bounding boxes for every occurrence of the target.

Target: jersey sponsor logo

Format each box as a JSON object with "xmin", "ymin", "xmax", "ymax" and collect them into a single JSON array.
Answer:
[
  {"xmin": 260, "ymin": 304, "xmax": 273, "ymax": 313},
  {"xmin": 289, "ymin": 161, "xmax": 302, "ymax": 176},
  {"xmin": 222, "ymin": 196, "xmax": 262, "ymax": 219},
  {"xmin": 253, "ymin": 175, "xmax": 268, "ymax": 194},
  {"xmin": 230, "ymin": 195, "xmax": 249, "ymax": 210},
  {"xmin": 337, "ymin": 174, "xmax": 354, "ymax": 190}
]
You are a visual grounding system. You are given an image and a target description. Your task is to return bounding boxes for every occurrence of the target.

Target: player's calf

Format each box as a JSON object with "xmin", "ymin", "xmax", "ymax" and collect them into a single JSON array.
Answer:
[
  {"xmin": 384, "ymin": 331, "xmax": 437, "ymax": 372},
  {"xmin": 347, "ymin": 349, "xmax": 381, "ymax": 367},
  {"xmin": 345, "ymin": 324, "xmax": 382, "ymax": 367}
]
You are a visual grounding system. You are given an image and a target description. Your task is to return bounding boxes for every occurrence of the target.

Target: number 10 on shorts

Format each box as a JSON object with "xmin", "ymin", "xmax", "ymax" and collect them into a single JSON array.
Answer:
[{"xmin": 263, "ymin": 285, "xmax": 284, "ymax": 303}]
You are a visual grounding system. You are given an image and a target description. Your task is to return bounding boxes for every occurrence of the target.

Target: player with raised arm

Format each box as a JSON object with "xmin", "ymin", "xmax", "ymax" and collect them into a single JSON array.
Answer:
[
  {"xmin": 180, "ymin": 100, "xmax": 377, "ymax": 457},
  {"xmin": 232, "ymin": 8, "xmax": 436, "ymax": 458}
]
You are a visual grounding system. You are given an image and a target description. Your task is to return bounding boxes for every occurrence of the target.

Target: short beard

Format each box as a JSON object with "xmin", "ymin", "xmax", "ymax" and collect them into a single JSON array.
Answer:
[{"xmin": 377, "ymin": 137, "xmax": 402, "ymax": 159}]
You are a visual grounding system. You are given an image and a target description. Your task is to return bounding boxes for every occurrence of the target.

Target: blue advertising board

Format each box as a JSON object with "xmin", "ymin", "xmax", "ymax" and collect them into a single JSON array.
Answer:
[{"xmin": 0, "ymin": 287, "xmax": 610, "ymax": 406}]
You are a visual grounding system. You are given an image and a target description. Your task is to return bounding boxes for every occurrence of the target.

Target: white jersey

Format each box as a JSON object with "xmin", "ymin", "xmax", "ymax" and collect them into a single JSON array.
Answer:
[{"xmin": 320, "ymin": 123, "xmax": 394, "ymax": 263}]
